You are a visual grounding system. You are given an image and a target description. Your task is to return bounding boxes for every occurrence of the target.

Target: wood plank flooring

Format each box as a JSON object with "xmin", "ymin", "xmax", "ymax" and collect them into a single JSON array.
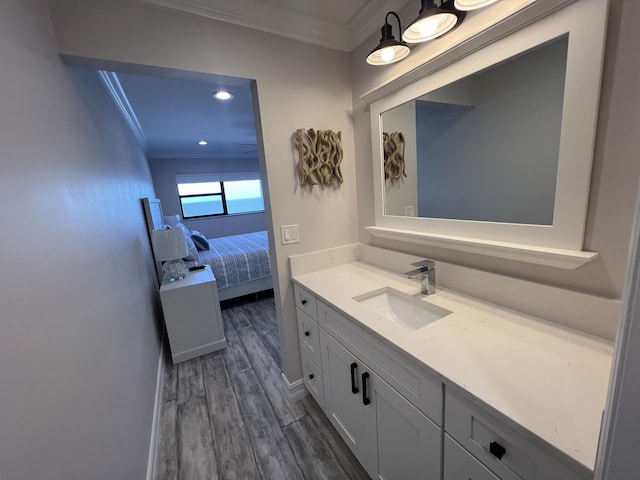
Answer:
[{"xmin": 155, "ymin": 291, "xmax": 369, "ymax": 480}]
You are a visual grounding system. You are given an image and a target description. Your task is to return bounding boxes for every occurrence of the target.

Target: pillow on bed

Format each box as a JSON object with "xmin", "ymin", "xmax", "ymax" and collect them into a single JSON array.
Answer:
[
  {"xmin": 174, "ymin": 222, "xmax": 198, "ymax": 260},
  {"xmin": 191, "ymin": 230, "xmax": 210, "ymax": 251}
]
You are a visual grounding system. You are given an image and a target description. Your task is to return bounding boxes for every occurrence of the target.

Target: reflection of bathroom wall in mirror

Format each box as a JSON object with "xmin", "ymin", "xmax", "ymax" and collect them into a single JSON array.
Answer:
[
  {"xmin": 381, "ymin": 36, "xmax": 568, "ymax": 225},
  {"xmin": 383, "ymin": 103, "xmax": 418, "ymax": 217}
]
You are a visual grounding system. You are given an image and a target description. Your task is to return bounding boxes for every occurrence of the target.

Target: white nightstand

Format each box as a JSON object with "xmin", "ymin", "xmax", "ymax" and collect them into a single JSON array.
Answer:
[{"xmin": 159, "ymin": 265, "xmax": 227, "ymax": 363}]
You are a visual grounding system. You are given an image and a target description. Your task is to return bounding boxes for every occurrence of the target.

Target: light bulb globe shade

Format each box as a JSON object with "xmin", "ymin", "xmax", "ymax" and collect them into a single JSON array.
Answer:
[
  {"xmin": 380, "ymin": 47, "xmax": 395, "ymax": 62},
  {"xmin": 367, "ymin": 44, "xmax": 410, "ymax": 65},
  {"xmin": 367, "ymin": 12, "xmax": 410, "ymax": 66},
  {"xmin": 403, "ymin": 11, "xmax": 458, "ymax": 43},
  {"xmin": 454, "ymin": 0, "xmax": 501, "ymax": 11},
  {"xmin": 418, "ymin": 17, "xmax": 438, "ymax": 37}
]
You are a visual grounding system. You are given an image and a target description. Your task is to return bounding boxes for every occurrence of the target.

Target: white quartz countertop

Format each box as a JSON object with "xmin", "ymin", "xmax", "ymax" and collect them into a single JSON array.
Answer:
[{"xmin": 292, "ymin": 262, "xmax": 613, "ymax": 471}]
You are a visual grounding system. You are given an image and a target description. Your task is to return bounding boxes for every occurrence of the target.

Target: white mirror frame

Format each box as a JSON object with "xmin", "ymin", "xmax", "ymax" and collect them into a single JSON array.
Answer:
[{"xmin": 367, "ymin": 0, "xmax": 608, "ymax": 269}]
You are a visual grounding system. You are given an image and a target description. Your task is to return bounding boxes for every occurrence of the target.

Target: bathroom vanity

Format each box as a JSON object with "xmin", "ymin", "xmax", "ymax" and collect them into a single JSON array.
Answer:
[
  {"xmin": 292, "ymin": 260, "xmax": 612, "ymax": 480},
  {"xmin": 290, "ymin": 1, "xmax": 613, "ymax": 477}
]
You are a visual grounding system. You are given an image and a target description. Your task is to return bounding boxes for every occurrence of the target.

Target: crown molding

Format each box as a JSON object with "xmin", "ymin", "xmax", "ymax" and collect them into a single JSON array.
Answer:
[
  {"xmin": 142, "ymin": 0, "xmax": 347, "ymax": 50},
  {"xmin": 348, "ymin": 0, "xmax": 412, "ymax": 51},
  {"xmin": 141, "ymin": 0, "xmax": 411, "ymax": 51},
  {"xmin": 98, "ymin": 71, "xmax": 146, "ymax": 148}
]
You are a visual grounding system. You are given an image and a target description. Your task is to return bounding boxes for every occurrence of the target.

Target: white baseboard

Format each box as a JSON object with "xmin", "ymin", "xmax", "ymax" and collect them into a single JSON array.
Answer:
[
  {"xmin": 146, "ymin": 338, "xmax": 165, "ymax": 480},
  {"xmin": 282, "ymin": 372, "xmax": 307, "ymax": 402}
]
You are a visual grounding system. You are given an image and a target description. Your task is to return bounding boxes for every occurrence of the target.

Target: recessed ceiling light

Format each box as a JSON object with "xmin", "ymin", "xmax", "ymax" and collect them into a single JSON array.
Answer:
[
  {"xmin": 213, "ymin": 90, "xmax": 234, "ymax": 101},
  {"xmin": 198, "ymin": 140, "xmax": 208, "ymax": 146}
]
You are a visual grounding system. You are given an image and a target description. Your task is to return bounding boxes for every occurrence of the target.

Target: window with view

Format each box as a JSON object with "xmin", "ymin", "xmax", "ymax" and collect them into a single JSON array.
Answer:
[{"xmin": 177, "ymin": 179, "xmax": 264, "ymax": 219}]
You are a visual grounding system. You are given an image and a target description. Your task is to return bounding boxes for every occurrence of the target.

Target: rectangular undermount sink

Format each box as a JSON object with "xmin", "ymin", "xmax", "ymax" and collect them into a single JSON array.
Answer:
[{"xmin": 354, "ymin": 287, "xmax": 453, "ymax": 330}]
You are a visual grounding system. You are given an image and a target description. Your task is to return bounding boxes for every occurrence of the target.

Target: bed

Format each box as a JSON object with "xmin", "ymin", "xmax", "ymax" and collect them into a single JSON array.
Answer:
[{"xmin": 142, "ymin": 197, "xmax": 273, "ymax": 301}]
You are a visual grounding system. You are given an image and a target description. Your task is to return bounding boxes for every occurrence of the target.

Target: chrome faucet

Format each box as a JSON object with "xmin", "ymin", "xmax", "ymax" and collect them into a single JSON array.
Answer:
[{"xmin": 404, "ymin": 260, "xmax": 436, "ymax": 295}]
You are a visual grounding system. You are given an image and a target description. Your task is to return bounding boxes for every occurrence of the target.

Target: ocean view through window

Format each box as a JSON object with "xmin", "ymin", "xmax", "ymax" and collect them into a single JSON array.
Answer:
[{"xmin": 178, "ymin": 179, "xmax": 264, "ymax": 219}]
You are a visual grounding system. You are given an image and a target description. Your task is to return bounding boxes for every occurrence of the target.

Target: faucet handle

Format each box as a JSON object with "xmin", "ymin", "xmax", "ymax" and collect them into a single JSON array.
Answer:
[
  {"xmin": 411, "ymin": 259, "xmax": 435, "ymax": 270},
  {"xmin": 404, "ymin": 259, "xmax": 435, "ymax": 277}
]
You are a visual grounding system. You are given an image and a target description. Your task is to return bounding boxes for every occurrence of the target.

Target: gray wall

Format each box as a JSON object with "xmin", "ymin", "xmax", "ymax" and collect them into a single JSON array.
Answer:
[
  {"xmin": 0, "ymin": 1, "xmax": 162, "ymax": 478},
  {"xmin": 47, "ymin": 0, "xmax": 359, "ymax": 384},
  {"xmin": 149, "ymin": 156, "xmax": 267, "ymax": 238},
  {"xmin": 415, "ymin": 37, "xmax": 565, "ymax": 224}
]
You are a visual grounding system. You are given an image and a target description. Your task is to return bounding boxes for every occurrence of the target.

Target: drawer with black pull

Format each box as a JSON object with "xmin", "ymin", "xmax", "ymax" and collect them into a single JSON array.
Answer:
[
  {"xmin": 444, "ymin": 433, "xmax": 500, "ymax": 480},
  {"xmin": 297, "ymin": 308, "xmax": 321, "ymax": 367},
  {"xmin": 294, "ymin": 284, "xmax": 317, "ymax": 321},
  {"xmin": 301, "ymin": 352, "xmax": 324, "ymax": 410},
  {"xmin": 444, "ymin": 388, "xmax": 590, "ymax": 480}
]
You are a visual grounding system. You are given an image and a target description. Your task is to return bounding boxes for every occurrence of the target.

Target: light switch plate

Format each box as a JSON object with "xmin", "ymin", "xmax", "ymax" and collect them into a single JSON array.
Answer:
[{"xmin": 281, "ymin": 224, "xmax": 299, "ymax": 245}]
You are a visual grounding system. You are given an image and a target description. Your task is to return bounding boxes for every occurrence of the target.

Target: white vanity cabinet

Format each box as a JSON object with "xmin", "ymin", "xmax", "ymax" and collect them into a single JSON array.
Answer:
[
  {"xmin": 294, "ymin": 283, "xmax": 443, "ymax": 480},
  {"xmin": 293, "ymin": 278, "xmax": 595, "ymax": 480},
  {"xmin": 291, "ymin": 257, "xmax": 610, "ymax": 480}
]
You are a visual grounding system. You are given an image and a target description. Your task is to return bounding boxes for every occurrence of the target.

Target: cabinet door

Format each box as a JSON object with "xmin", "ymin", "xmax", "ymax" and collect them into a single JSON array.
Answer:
[
  {"xmin": 444, "ymin": 434, "xmax": 500, "ymax": 480},
  {"xmin": 320, "ymin": 331, "xmax": 367, "ymax": 464},
  {"xmin": 364, "ymin": 369, "xmax": 442, "ymax": 480}
]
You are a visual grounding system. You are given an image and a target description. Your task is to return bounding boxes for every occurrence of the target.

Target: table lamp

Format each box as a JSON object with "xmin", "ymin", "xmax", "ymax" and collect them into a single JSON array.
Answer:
[
  {"xmin": 151, "ymin": 227, "xmax": 188, "ymax": 282},
  {"xmin": 163, "ymin": 214, "xmax": 180, "ymax": 227}
]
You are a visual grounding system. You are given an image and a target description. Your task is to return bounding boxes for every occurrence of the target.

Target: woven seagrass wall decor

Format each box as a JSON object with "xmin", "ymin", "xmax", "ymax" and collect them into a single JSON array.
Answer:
[
  {"xmin": 294, "ymin": 128, "xmax": 343, "ymax": 187},
  {"xmin": 383, "ymin": 131, "xmax": 406, "ymax": 181}
]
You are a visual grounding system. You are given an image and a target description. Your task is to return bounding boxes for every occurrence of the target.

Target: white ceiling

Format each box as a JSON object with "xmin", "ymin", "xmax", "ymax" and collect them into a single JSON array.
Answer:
[
  {"xmin": 104, "ymin": 70, "xmax": 259, "ymax": 159},
  {"xmin": 141, "ymin": 0, "xmax": 412, "ymax": 51},
  {"xmin": 104, "ymin": 0, "xmax": 415, "ymax": 159}
]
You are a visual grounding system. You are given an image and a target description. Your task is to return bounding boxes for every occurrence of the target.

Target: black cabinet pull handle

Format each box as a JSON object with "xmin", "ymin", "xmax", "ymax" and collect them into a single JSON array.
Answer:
[
  {"xmin": 350, "ymin": 362, "xmax": 359, "ymax": 394},
  {"xmin": 301, "ymin": 299, "xmax": 308, "ymax": 305},
  {"xmin": 489, "ymin": 441, "xmax": 506, "ymax": 460},
  {"xmin": 362, "ymin": 372, "xmax": 371, "ymax": 406},
  {"xmin": 309, "ymin": 373, "xmax": 314, "ymax": 380},
  {"xmin": 304, "ymin": 331, "xmax": 310, "ymax": 337}
]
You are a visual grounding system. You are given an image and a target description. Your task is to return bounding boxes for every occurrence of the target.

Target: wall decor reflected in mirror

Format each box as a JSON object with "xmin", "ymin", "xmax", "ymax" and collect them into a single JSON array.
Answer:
[
  {"xmin": 381, "ymin": 35, "xmax": 568, "ymax": 225},
  {"xmin": 383, "ymin": 131, "xmax": 407, "ymax": 181}
]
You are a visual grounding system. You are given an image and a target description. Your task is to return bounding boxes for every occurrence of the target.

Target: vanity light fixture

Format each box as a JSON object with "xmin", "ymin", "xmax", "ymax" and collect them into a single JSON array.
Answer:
[
  {"xmin": 403, "ymin": 0, "xmax": 465, "ymax": 43},
  {"xmin": 454, "ymin": 0, "xmax": 502, "ymax": 11},
  {"xmin": 213, "ymin": 90, "xmax": 233, "ymax": 100},
  {"xmin": 366, "ymin": 11, "xmax": 410, "ymax": 66}
]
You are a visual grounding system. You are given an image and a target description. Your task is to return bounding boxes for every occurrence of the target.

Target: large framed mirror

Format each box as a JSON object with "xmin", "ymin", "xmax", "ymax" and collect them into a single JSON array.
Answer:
[{"xmin": 368, "ymin": 0, "xmax": 608, "ymax": 268}]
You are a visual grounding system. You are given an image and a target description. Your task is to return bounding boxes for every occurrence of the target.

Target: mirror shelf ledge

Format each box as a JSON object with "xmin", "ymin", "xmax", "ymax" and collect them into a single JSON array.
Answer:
[{"xmin": 365, "ymin": 226, "xmax": 598, "ymax": 270}]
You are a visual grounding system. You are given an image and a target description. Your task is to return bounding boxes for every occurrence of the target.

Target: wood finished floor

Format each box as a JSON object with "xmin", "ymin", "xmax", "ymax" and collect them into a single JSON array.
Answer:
[{"xmin": 155, "ymin": 292, "xmax": 369, "ymax": 480}]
